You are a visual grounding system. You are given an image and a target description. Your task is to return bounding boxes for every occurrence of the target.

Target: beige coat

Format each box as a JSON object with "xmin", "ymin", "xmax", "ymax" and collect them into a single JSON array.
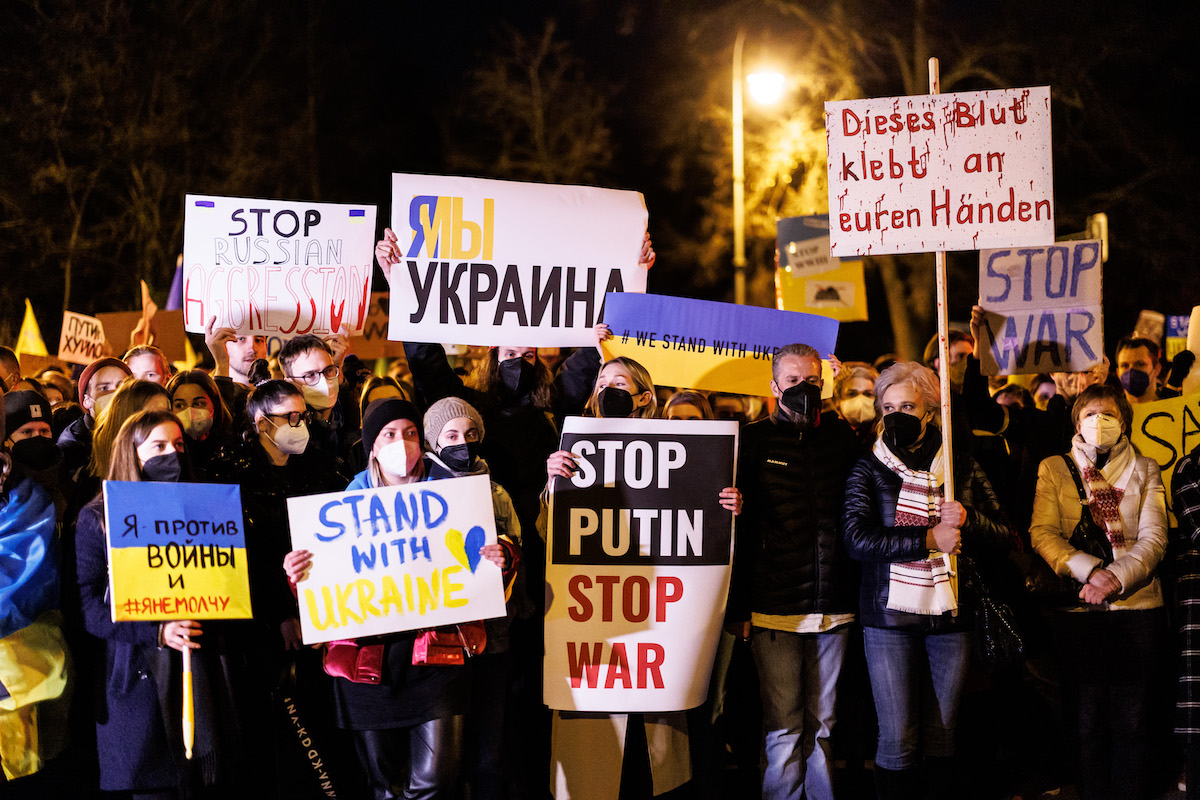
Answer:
[{"xmin": 1030, "ymin": 447, "xmax": 1167, "ymax": 609}]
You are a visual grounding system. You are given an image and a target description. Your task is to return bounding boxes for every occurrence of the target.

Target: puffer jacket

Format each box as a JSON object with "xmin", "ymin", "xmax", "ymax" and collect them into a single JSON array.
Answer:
[
  {"xmin": 728, "ymin": 410, "xmax": 860, "ymax": 621},
  {"xmin": 843, "ymin": 445, "xmax": 1013, "ymax": 632}
]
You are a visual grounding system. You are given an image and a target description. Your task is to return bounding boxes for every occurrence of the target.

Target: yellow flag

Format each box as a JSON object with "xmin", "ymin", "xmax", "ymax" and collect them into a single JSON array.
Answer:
[
  {"xmin": 15, "ymin": 299, "xmax": 49, "ymax": 356},
  {"xmin": 172, "ymin": 335, "xmax": 199, "ymax": 373}
]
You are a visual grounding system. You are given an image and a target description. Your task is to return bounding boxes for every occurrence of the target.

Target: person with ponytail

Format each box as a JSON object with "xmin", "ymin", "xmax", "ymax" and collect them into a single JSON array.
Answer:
[{"xmin": 75, "ymin": 411, "xmax": 244, "ymax": 798}]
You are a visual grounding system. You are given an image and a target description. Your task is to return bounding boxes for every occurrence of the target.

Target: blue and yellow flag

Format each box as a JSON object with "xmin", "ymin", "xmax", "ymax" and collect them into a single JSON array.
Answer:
[{"xmin": 601, "ymin": 293, "xmax": 839, "ymax": 396}]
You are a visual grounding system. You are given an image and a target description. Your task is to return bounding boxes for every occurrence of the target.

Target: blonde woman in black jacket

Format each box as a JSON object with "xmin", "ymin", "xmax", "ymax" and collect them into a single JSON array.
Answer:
[{"xmin": 843, "ymin": 362, "xmax": 1012, "ymax": 799}]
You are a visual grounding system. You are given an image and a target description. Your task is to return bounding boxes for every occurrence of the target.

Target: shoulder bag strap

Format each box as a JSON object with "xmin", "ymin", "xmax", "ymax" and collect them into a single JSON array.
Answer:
[{"xmin": 1061, "ymin": 454, "xmax": 1090, "ymax": 503}]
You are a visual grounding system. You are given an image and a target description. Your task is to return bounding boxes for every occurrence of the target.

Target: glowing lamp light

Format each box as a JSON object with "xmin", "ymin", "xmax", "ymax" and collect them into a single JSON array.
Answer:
[{"xmin": 747, "ymin": 71, "xmax": 786, "ymax": 105}]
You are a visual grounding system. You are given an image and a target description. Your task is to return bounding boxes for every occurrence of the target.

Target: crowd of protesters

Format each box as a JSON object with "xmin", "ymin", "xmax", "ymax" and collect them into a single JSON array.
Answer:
[{"xmin": 1, "ymin": 232, "xmax": 1198, "ymax": 800}]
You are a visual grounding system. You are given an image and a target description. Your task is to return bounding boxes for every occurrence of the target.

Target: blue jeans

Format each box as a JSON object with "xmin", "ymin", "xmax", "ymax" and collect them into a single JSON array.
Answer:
[
  {"xmin": 862, "ymin": 626, "xmax": 970, "ymax": 771},
  {"xmin": 751, "ymin": 626, "xmax": 848, "ymax": 800}
]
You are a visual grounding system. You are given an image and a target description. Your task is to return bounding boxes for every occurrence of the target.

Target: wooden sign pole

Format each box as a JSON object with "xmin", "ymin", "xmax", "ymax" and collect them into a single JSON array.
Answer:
[{"xmin": 929, "ymin": 57, "xmax": 958, "ymax": 606}]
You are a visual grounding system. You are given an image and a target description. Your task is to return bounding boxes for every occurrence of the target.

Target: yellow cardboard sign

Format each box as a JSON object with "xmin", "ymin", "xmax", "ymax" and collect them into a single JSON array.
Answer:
[
  {"xmin": 1131, "ymin": 391, "xmax": 1200, "ymax": 520},
  {"xmin": 104, "ymin": 481, "xmax": 253, "ymax": 621},
  {"xmin": 775, "ymin": 261, "xmax": 868, "ymax": 322}
]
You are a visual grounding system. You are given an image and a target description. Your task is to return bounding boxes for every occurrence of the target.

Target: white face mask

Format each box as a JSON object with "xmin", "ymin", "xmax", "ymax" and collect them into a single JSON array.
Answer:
[
  {"xmin": 266, "ymin": 419, "xmax": 310, "ymax": 455},
  {"xmin": 1080, "ymin": 413, "xmax": 1122, "ymax": 450},
  {"xmin": 300, "ymin": 378, "xmax": 336, "ymax": 410},
  {"xmin": 840, "ymin": 394, "xmax": 876, "ymax": 425},
  {"xmin": 176, "ymin": 407, "xmax": 214, "ymax": 439},
  {"xmin": 376, "ymin": 440, "xmax": 418, "ymax": 477}
]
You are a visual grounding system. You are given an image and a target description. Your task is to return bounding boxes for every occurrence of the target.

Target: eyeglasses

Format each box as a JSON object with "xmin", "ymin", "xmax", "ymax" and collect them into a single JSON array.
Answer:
[
  {"xmin": 265, "ymin": 410, "xmax": 313, "ymax": 428},
  {"xmin": 289, "ymin": 365, "xmax": 340, "ymax": 386}
]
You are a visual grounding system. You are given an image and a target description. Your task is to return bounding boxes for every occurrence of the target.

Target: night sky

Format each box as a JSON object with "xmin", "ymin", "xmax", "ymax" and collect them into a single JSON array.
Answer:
[{"xmin": 2, "ymin": 0, "xmax": 1197, "ymax": 359}]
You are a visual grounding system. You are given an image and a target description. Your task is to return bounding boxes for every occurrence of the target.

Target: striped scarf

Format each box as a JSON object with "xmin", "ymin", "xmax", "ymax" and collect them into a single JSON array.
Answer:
[
  {"xmin": 874, "ymin": 438, "xmax": 958, "ymax": 615},
  {"xmin": 1072, "ymin": 434, "xmax": 1135, "ymax": 561}
]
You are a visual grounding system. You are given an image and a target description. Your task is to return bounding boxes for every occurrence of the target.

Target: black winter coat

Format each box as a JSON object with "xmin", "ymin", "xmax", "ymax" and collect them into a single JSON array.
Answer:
[
  {"xmin": 728, "ymin": 410, "xmax": 860, "ymax": 620},
  {"xmin": 208, "ymin": 439, "xmax": 345, "ymax": 637},
  {"xmin": 843, "ymin": 442, "xmax": 1013, "ymax": 632}
]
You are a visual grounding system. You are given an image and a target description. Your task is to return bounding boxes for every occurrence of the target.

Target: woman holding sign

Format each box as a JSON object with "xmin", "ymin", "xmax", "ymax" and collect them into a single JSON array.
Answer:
[
  {"xmin": 284, "ymin": 396, "xmax": 519, "ymax": 800},
  {"xmin": 75, "ymin": 410, "xmax": 243, "ymax": 799},
  {"xmin": 544, "ymin": 354, "xmax": 742, "ymax": 798},
  {"xmin": 843, "ymin": 362, "xmax": 1013, "ymax": 799}
]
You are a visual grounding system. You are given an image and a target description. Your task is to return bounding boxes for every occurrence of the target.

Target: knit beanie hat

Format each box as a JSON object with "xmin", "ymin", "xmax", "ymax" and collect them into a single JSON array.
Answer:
[
  {"xmin": 4, "ymin": 390, "xmax": 52, "ymax": 437},
  {"xmin": 77, "ymin": 357, "xmax": 132, "ymax": 405},
  {"xmin": 362, "ymin": 398, "xmax": 424, "ymax": 457},
  {"xmin": 423, "ymin": 397, "xmax": 485, "ymax": 450}
]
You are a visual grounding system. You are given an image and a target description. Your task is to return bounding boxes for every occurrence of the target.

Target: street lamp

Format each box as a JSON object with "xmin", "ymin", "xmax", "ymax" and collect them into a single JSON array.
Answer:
[{"xmin": 732, "ymin": 30, "xmax": 785, "ymax": 305}]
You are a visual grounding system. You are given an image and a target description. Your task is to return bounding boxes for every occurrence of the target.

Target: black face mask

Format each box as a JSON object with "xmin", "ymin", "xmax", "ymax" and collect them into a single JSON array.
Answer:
[
  {"xmin": 142, "ymin": 452, "xmax": 184, "ymax": 483},
  {"xmin": 439, "ymin": 442, "xmax": 481, "ymax": 473},
  {"xmin": 780, "ymin": 381, "xmax": 822, "ymax": 426},
  {"xmin": 598, "ymin": 387, "xmax": 636, "ymax": 418},
  {"xmin": 11, "ymin": 436, "xmax": 62, "ymax": 472},
  {"xmin": 882, "ymin": 412, "xmax": 924, "ymax": 450},
  {"xmin": 498, "ymin": 357, "xmax": 535, "ymax": 396}
]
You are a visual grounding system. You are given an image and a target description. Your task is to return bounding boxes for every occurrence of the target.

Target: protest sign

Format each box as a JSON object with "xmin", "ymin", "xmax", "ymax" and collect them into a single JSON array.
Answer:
[
  {"xmin": 600, "ymin": 293, "xmax": 839, "ymax": 396},
  {"xmin": 387, "ymin": 174, "xmax": 648, "ymax": 348},
  {"xmin": 286, "ymin": 474, "xmax": 507, "ymax": 645},
  {"xmin": 58, "ymin": 311, "xmax": 108, "ymax": 365},
  {"xmin": 1167, "ymin": 314, "xmax": 1191, "ymax": 363},
  {"xmin": 104, "ymin": 481, "xmax": 252, "ymax": 622},
  {"xmin": 775, "ymin": 215, "xmax": 868, "ymax": 322},
  {"xmin": 826, "ymin": 86, "xmax": 1053, "ymax": 255},
  {"xmin": 351, "ymin": 292, "xmax": 406, "ymax": 360},
  {"xmin": 181, "ymin": 194, "xmax": 377, "ymax": 337},
  {"xmin": 98, "ymin": 310, "xmax": 187, "ymax": 362},
  {"xmin": 1132, "ymin": 392, "xmax": 1200, "ymax": 523},
  {"xmin": 544, "ymin": 417, "xmax": 738, "ymax": 713},
  {"xmin": 974, "ymin": 240, "xmax": 1102, "ymax": 375}
]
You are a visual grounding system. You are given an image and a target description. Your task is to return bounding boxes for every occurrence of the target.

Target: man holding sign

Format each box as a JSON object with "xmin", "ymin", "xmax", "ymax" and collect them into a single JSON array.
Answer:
[{"xmin": 727, "ymin": 343, "xmax": 859, "ymax": 800}]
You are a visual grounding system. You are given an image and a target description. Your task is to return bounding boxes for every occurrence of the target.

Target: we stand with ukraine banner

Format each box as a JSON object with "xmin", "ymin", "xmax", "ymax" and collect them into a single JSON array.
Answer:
[{"xmin": 600, "ymin": 293, "xmax": 839, "ymax": 396}]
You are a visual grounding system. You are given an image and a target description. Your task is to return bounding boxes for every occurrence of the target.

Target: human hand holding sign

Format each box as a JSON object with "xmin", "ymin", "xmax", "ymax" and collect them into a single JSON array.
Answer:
[
  {"xmin": 547, "ymin": 450, "xmax": 578, "ymax": 482},
  {"xmin": 928, "ymin": 498, "xmax": 963, "ymax": 555},
  {"xmin": 376, "ymin": 228, "xmax": 402, "ymax": 288},
  {"xmin": 163, "ymin": 620, "xmax": 202, "ymax": 652},
  {"xmin": 639, "ymin": 232, "xmax": 655, "ymax": 270},
  {"xmin": 205, "ymin": 316, "xmax": 235, "ymax": 377},
  {"xmin": 324, "ymin": 325, "xmax": 351, "ymax": 371}
]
